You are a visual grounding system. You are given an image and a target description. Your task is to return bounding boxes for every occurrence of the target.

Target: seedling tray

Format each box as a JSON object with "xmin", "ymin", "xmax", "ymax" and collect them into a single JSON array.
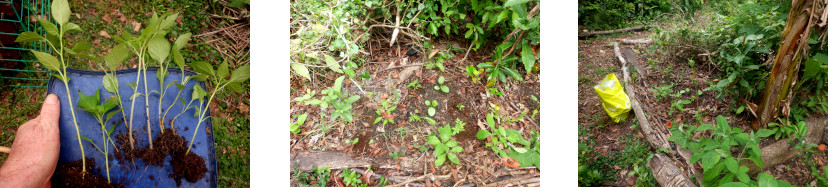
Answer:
[{"xmin": 47, "ymin": 67, "xmax": 218, "ymax": 187}]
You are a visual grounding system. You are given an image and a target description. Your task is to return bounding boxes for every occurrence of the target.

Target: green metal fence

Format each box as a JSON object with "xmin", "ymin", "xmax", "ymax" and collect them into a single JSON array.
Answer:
[{"xmin": 0, "ymin": 0, "xmax": 51, "ymax": 88}]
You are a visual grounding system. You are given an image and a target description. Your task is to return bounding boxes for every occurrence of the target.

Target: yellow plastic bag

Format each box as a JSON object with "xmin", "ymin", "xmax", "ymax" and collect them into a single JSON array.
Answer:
[{"xmin": 594, "ymin": 73, "xmax": 631, "ymax": 123}]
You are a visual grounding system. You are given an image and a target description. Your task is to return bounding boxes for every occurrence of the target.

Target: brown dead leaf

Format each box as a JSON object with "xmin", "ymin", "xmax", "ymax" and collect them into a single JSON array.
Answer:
[
  {"xmin": 99, "ymin": 30, "xmax": 111, "ymax": 39},
  {"xmin": 176, "ymin": 16, "xmax": 183, "ymax": 25},
  {"xmin": 428, "ymin": 49, "xmax": 440, "ymax": 60},
  {"xmin": 93, "ymin": 39, "xmax": 102, "ymax": 45},
  {"xmin": 132, "ymin": 21, "xmax": 141, "ymax": 32},
  {"xmin": 102, "ymin": 14, "xmax": 112, "ymax": 24}
]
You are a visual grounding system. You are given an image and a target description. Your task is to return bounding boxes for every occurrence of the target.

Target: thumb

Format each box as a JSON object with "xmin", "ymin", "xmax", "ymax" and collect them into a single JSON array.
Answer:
[{"xmin": 39, "ymin": 94, "xmax": 61, "ymax": 126}]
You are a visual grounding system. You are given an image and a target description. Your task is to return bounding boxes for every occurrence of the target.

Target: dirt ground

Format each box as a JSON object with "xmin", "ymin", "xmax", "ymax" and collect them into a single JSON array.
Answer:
[{"xmin": 290, "ymin": 39, "xmax": 540, "ymax": 186}]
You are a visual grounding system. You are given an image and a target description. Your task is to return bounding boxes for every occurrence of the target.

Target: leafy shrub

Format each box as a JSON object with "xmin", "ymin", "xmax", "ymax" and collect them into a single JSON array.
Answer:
[
  {"xmin": 667, "ymin": 115, "xmax": 791, "ymax": 186},
  {"xmin": 427, "ymin": 124, "xmax": 464, "ymax": 166},
  {"xmin": 578, "ymin": 0, "xmax": 672, "ymax": 30}
]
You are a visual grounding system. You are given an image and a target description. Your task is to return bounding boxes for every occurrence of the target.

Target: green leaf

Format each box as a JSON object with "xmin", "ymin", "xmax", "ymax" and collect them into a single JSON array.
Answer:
[
  {"xmin": 702, "ymin": 151, "xmax": 721, "ymax": 170},
  {"xmin": 697, "ymin": 123, "xmax": 713, "ymax": 132},
  {"xmin": 172, "ymin": 50, "xmax": 186, "ymax": 70},
  {"xmin": 72, "ymin": 42, "xmax": 90, "ymax": 53},
  {"xmin": 424, "ymin": 117, "xmax": 436, "ymax": 125},
  {"xmin": 189, "ymin": 61, "xmax": 215, "ymax": 76},
  {"xmin": 64, "ymin": 22, "xmax": 81, "ymax": 33},
  {"xmin": 191, "ymin": 74, "xmax": 208, "ymax": 82},
  {"xmin": 291, "ymin": 63, "xmax": 311, "ymax": 81},
  {"xmin": 440, "ymin": 85, "xmax": 449, "ymax": 93},
  {"xmin": 719, "ymin": 182, "xmax": 748, "ymax": 187},
  {"xmin": 438, "ymin": 76, "xmax": 445, "ymax": 84},
  {"xmin": 105, "ymin": 44, "xmax": 131, "ymax": 71},
  {"xmin": 447, "ymin": 153, "xmax": 460, "ymax": 165},
  {"xmin": 103, "ymin": 74, "xmax": 119, "ymax": 94},
  {"xmin": 521, "ymin": 44, "xmax": 535, "ymax": 74},
  {"xmin": 15, "ymin": 32, "xmax": 45, "ymax": 43},
  {"xmin": 501, "ymin": 67, "xmax": 523, "ymax": 81},
  {"xmin": 434, "ymin": 144, "xmax": 446, "ymax": 157},
  {"xmin": 174, "ymin": 33, "xmax": 192, "ymax": 50},
  {"xmin": 427, "ymin": 135, "xmax": 441, "ymax": 146},
  {"xmin": 503, "ymin": 0, "xmax": 532, "ymax": 7},
  {"xmin": 159, "ymin": 13, "xmax": 179, "ymax": 30},
  {"xmin": 51, "ymin": 0, "xmax": 71, "ymax": 25},
  {"xmin": 79, "ymin": 135, "xmax": 93, "ymax": 143},
  {"xmin": 757, "ymin": 173, "xmax": 777, "ymax": 187},
  {"xmin": 451, "ymin": 146, "xmax": 463, "ymax": 153},
  {"xmin": 446, "ymin": 140, "xmax": 458, "ymax": 148},
  {"xmin": 31, "ymin": 51, "xmax": 61, "ymax": 71},
  {"xmin": 486, "ymin": 113, "xmax": 495, "ymax": 127},
  {"xmin": 37, "ymin": 18, "xmax": 58, "ymax": 36},
  {"xmin": 477, "ymin": 129, "xmax": 491, "ymax": 139},
  {"xmin": 724, "ymin": 157, "xmax": 738, "ymax": 173},
  {"xmin": 217, "ymin": 60, "xmax": 229, "ymax": 79},
  {"xmin": 435, "ymin": 154, "xmax": 446, "ymax": 166},
  {"xmin": 324, "ymin": 55, "xmax": 343, "ymax": 73},
  {"xmin": 148, "ymin": 36, "xmax": 171, "ymax": 63},
  {"xmin": 77, "ymin": 90, "xmax": 100, "ymax": 114},
  {"xmin": 756, "ymin": 129, "xmax": 776, "ymax": 138},
  {"xmin": 428, "ymin": 107, "xmax": 436, "ymax": 116}
]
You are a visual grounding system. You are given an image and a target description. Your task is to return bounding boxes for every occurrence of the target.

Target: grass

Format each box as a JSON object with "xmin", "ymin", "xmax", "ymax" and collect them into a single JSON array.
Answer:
[{"xmin": 0, "ymin": 0, "xmax": 249, "ymax": 186}]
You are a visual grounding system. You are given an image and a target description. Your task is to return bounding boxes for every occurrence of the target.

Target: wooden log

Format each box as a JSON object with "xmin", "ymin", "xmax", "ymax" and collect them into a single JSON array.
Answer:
[
  {"xmin": 743, "ymin": 116, "xmax": 827, "ymax": 175},
  {"xmin": 622, "ymin": 38, "xmax": 653, "ymax": 45},
  {"xmin": 614, "ymin": 42, "xmax": 696, "ymax": 186},
  {"xmin": 579, "ymin": 25, "xmax": 656, "ymax": 38},
  {"xmin": 622, "ymin": 47, "xmax": 649, "ymax": 79},
  {"xmin": 649, "ymin": 153, "xmax": 696, "ymax": 187}
]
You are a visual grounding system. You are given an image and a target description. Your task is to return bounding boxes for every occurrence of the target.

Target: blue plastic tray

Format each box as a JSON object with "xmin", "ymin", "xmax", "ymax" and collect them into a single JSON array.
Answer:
[{"xmin": 47, "ymin": 67, "xmax": 218, "ymax": 187}]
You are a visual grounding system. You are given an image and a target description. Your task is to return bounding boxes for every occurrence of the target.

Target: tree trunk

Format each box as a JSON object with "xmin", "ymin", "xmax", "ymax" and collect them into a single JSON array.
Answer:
[{"xmin": 756, "ymin": 0, "xmax": 822, "ymax": 128}]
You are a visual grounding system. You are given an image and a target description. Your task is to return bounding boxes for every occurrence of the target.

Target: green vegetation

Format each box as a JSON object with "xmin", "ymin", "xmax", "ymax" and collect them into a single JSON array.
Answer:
[
  {"xmin": 294, "ymin": 166, "xmax": 331, "ymax": 187},
  {"xmin": 427, "ymin": 124, "xmax": 464, "ymax": 166},
  {"xmin": 434, "ymin": 76, "xmax": 449, "ymax": 93},
  {"xmin": 77, "ymin": 89, "xmax": 121, "ymax": 183},
  {"xmin": 477, "ymin": 113, "xmax": 539, "ymax": 168}
]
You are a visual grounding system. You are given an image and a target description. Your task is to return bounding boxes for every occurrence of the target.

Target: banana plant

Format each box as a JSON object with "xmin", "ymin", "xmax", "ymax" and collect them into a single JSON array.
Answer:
[
  {"xmin": 184, "ymin": 61, "xmax": 249, "ymax": 154},
  {"xmin": 111, "ymin": 12, "xmax": 179, "ymax": 149},
  {"xmin": 14, "ymin": 0, "xmax": 96, "ymax": 172},
  {"xmin": 77, "ymin": 89, "xmax": 121, "ymax": 183}
]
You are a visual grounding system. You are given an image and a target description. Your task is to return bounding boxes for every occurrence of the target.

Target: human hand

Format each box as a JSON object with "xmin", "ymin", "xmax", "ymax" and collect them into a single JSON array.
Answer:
[{"xmin": 0, "ymin": 94, "xmax": 61, "ymax": 187}]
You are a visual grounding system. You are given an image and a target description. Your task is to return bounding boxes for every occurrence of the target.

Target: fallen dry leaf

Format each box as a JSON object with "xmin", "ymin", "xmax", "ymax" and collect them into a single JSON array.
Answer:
[
  {"xmin": 428, "ymin": 49, "xmax": 440, "ymax": 59},
  {"xmin": 99, "ymin": 30, "xmax": 111, "ymax": 39},
  {"xmin": 102, "ymin": 14, "xmax": 112, "ymax": 24},
  {"xmin": 132, "ymin": 21, "xmax": 141, "ymax": 32}
]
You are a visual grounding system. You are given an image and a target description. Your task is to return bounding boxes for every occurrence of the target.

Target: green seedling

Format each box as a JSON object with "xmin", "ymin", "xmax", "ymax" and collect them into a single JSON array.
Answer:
[
  {"xmin": 77, "ymin": 89, "xmax": 121, "ymax": 183},
  {"xmin": 408, "ymin": 109, "xmax": 422, "ymax": 122},
  {"xmin": 425, "ymin": 100, "xmax": 438, "ymax": 116},
  {"xmin": 158, "ymin": 32, "xmax": 194, "ymax": 133},
  {"xmin": 423, "ymin": 117, "xmax": 437, "ymax": 125},
  {"xmin": 477, "ymin": 113, "xmax": 540, "ymax": 168},
  {"xmin": 291, "ymin": 113, "xmax": 308, "ymax": 134},
  {"xmin": 407, "ymin": 79, "xmax": 422, "ymax": 90},
  {"xmin": 456, "ymin": 103, "xmax": 465, "ymax": 111},
  {"xmin": 15, "ymin": 0, "xmax": 95, "ymax": 171},
  {"xmin": 294, "ymin": 166, "xmax": 330, "ymax": 187},
  {"xmin": 434, "ymin": 76, "xmax": 449, "ymax": 93},
  {"xmin": 390, "ymin": 151, "xmax": 405, "ymax": 160},
  {"xmin": 427, "ymin": 124, "xmax": 463, "ymax": 166},
  {"xmin": 452, "ymin": 118, "xmax": 466, "ymax": 135},
  {"xmin": 182, "ymin": 60, "xmax": 250, "ymax": 154},
  {"xmin": 294, "ymin": 76, "xmax": 360, "ymax": 122},
  {"xmin": 112, "ymin": 12, "xmax": 181, "ymax": 149},
  {"xmin": 488, "ymin": 87, "xmax": 503, "ymax": 96},
  {"xmin": 340, "ymin": 168, "xmax": 364, "ymax": 187},
  {"xmin": 345, "ymin": 138, "xmax": 359, "ymax": 145},
  {"xmin": 466, "ymin": 65, "xmax": 483, "ymax": 84},
  {"xmin": 374, "ymin": 92, "xmax": 399, "ymax": 125}
]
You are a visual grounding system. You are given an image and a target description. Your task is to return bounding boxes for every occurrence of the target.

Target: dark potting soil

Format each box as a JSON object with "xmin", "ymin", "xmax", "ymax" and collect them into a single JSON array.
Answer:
[
  {"xmin": 113, "ymin": 128, "xmax": 208, "ymax": 185},
  {"xmin": 51, "ymin": 158, "xmax": 124, "ymax": 188}
]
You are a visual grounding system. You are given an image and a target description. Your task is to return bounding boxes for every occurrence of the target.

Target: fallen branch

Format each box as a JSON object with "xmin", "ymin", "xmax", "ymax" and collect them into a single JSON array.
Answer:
[
  {"xmin": 613, "ymin": 42, "xmax": 695, "ymax": 186},
  {"xmin": 743, "ymin": 116, "xmax": 827, "ymax": 175},
  {"xmin": 579, "ymin": 25, "xmax": 657, "ymax": 38},
  {"xmin": 388, "ymin": 173, "xmax": 451, "ymax": 187},
  {"xmin": 483, "ymin": 174, "xmax": 538, "ymax": 187},
  {"xmin": 621, "ymin": 38, "xmax": 653, "ymax": 45}
]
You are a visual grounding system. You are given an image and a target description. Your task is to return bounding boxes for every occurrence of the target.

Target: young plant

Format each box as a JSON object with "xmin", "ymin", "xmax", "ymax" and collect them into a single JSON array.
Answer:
[
  {"xmin": 374, "ymin": 92, "xmax": 398, "ymax": 125},
  {"xmin": 456, "ymin": 103, "xmax": 465, "ymax": 111},
  {"xmin": 406, "ymin": 79, "xmax": 422, "ymax": 90},
  {"xmin": 390, "ymin": 151, "xmax": 405, "ymax": 160},
  {"xmin": 466, "ymin": 65, "xmax": 483, "ymax": 84},
  {"xmin": 157, "ymin": 32, "xmax": 194, "ymax": 132},
  {"xmin": 297, "ymin": 76, "xmax": 360, "ymax": 122},
  {"xmin": 452, "ymin": 118, "xmax": 466, "ymax": 135},
  {"xmin": 344, "ymin": 138, "xmax": 359, "ymax": 145},
  {"xmin": 111, "ymin": 12, "xmax": 181, "ymax": 149},
  {"xmin": 434, "ymin": 76, "xmax": 449, "ymax": 93},
  {"xmin": 77, "ymin": 89, "xmax": 121, "ymax": 182},
  {"xmin": 184, "ymin": 61, "xmax": 250, "ymax": 154},
  {"xmin": 340, "ymin": 168, "xmax": 364, "ymax": 187},
  {"xmin": 427, "ymin": 124, "xmax": 463, "ymax": 166},
  {"xmin": 291, "ymin": 113, "xmax": 309, "ymax": 134},
  {"xmin": 294, "ymin": 166, "xmax": 331, "ymax": 187},
  {"xmin": 15, "ymin": 0, "xmax": 94, "ymax": 171},
  {"xmin": 425, "ymin": 100, "xmax": 438, "ymax": 116},
  {"xmin": 408, "ymin": 109, "xmax": 422, "ymax": 122},
  {"xmin": 477, "ymin": 113, "xmax": 540, "ymax": 168},
  {"xmin": 102, "ymin": 43, "xmax": 134, "ymax": 149},
  {"xmin": 667, "ymin": 115, "xmax": 790, "ymax": 186}
]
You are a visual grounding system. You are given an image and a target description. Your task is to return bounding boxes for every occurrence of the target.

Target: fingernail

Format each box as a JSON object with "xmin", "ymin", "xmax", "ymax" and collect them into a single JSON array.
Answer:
[{"xmin": 45, "ymin": 94, "xmax": 58, "ymax": 104}]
